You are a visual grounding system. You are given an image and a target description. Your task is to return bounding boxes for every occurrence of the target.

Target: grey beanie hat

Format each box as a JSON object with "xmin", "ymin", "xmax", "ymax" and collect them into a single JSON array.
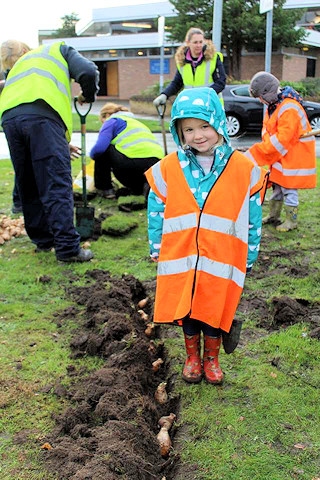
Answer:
[{"xmin": 249, "ymin": 71, "xmax": 280, "ymax": 104}]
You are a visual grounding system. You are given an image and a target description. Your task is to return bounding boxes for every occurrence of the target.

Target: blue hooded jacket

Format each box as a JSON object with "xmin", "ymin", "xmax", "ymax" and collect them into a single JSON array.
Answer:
[{"xmin": 147, "ymin": 87, "xmax": 262, "ymax": 269}]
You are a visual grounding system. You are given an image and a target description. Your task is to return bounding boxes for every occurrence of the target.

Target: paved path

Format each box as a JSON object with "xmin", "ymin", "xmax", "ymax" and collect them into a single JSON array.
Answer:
[
  {"xmin": 1, "ymin": 129, "xmax": 320, "ymax": 160},
  {"xmin": 0, "ymin": 131, "xmax": 176, "ymax": 159}
]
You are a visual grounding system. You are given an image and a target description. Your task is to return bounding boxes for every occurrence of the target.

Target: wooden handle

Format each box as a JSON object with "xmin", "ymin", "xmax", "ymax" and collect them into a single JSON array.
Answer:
[{"xmin": 300, "ymin": 129, "xmax": 320, "ymax": 138}]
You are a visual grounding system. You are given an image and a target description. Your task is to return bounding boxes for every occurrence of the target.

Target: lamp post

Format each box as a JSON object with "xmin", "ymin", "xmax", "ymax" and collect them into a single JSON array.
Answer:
[
  {"xmin": 212, "ymin": 0, "xmax": 223, "ymax": 51},
  {"xmin": 259, "ymin": 0, "xmax": 274, "ymax": 72},
  {"xmin": 158, "ymin": 16, "xmax": 165, "ymax": 92}
]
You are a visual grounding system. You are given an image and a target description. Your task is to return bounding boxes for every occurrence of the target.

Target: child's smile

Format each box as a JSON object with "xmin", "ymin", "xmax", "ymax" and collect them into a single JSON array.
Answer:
[{"xmin": 180, "ymin": 117, "xmax": 219, "ymax": 155}]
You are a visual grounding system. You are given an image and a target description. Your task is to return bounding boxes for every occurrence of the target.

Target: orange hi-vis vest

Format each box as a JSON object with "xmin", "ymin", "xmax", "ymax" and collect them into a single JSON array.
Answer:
[
  {"xmin": 145, "ymin": 151, "xmax": 268, "ymax": 333},
  {"xmin": 246, "ymin": 98, "xmax": 316, "ymax": 189}
]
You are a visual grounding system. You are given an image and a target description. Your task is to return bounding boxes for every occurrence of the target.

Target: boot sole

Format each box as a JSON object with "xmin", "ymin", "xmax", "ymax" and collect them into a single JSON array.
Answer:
[
  {"xmin": 204, "ymin": 376, "xmax": 224, "ymax": 385},
  {"xmin": 276, "ymin": 225, "xmax": 297, "ymax": 232},
  {"xmin": 262, "ymin": 219, "xmax": 281, "ymax": 226},
  {"xmin": 182, "ymin": 374, "xmax": 202, "ymax": 384}
]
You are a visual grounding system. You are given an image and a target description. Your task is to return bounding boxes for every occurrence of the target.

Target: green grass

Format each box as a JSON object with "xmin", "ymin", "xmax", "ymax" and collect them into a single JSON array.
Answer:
[
  {"xmin": 0, "ymin": 114, "xmax": 169, "ymax": 134},
  {"xmin": 73, "ymin": 112, "xmax": 169, "ymax": 133},
  {"xmin": 1, "ymin": 158, "xmax": 320, "ymax": 479}
]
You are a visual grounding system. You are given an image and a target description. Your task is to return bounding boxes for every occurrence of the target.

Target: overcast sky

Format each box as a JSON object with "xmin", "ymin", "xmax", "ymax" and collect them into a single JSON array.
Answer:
[{"xmin": 0, "ymin": 0, "xmax": 168, "ymax": 49}]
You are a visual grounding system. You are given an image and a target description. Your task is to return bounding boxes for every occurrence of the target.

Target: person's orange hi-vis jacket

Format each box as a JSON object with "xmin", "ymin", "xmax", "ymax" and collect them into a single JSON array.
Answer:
[
  {"xmin": 245, "ymin": 98, "xmax": 316, "ymax": 189},
  {"xmin": 145, "ymin": 151, "xmax": 268, "ymax": 333}
]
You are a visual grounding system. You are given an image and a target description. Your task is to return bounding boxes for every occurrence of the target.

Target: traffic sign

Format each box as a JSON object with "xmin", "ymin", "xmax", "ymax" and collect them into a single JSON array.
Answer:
[{"xmin": 260, "ymin": 0, "xmax": 273, "ymax": 14}]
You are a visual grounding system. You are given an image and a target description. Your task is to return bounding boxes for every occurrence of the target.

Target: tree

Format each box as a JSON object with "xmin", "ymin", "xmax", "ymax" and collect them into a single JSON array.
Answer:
[
  {"xmin": 167, "ymin": 0, "xmax": 306, "ymax": 79},
  {"xmin": 53, "ymin": 13, "xmax": 80, "ymax": 38}
]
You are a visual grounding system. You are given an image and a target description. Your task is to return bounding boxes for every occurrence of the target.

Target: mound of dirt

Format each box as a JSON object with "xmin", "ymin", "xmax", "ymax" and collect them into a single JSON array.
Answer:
[
  {"xmin": 41, "ymin": 252, "xmax": 320, "ymax": 478},
  {"xmin": 43, "ymin": 270, "xmax": 180, "ymax": 480}
]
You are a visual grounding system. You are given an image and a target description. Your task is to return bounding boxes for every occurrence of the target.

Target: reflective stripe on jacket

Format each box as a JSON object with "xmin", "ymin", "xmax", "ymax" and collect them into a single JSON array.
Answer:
[
  {"xmin": 246, "ymin": 98, "xmax": 316, "ymax": 189},
  {"xmin": 111, "ymin": 115, "xmax": 164, "ymax": 159},
  {"xmin": 145, "ymin": 151, "xmax": 267, "ymax": 332},
  {"xmin": 0, "ymin": 42, "xmax": 72, "ymax": 141}
]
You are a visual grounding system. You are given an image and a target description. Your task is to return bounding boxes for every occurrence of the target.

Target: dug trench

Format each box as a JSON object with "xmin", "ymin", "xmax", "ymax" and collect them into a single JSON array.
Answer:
[{"xmin": 37, "ymin": 233, "xmax": 320, "ymax": 479}]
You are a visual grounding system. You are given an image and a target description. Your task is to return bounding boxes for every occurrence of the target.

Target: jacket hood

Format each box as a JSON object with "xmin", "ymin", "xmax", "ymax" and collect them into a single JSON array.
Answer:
[
  {"xmin": 170, "ymin": 87, "xmax": 231, "ymax": 148},
  {"xmin": 249, "ymin": 71, "xmax": 280, "ymax": 104},
  {"xmin": 175, "ymin": 40, "xmax": 216, "ymax": 67}
]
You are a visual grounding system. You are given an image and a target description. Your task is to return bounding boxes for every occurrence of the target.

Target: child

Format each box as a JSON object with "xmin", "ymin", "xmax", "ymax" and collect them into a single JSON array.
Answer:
[
  {"xmin": 145, "ymin": 87, "xmax": 268, "ymax": 385},
  {"xmin": 245, "ymin": 71, "xmax": 317, "ymax": 232}
]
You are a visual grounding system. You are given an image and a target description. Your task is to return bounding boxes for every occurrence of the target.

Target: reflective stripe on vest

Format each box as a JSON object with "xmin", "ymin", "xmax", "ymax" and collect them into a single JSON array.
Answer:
[
  {"xmin": 151, "ymin": 161, "xmax": 167, "ymax": 201},
  {"xmin": 272, "ymin": 162, "xmax": 316, "ymax": 177},
  {"xmin": 269, "ymin": 101, "xmax": 310, "ymax": 156},
  {"xmin": 179, "ymin": 60, "xmax": 214, "ymax": 88},
  {"xmin": 178, "ymin": 52, "xmax": 221, "ymax": 87},
  {"xmin": 157, "ymin": 254, "xmax": 246, "ymax": 288},
  {"xmin": 162, "ymin": 210, "xmax": 249, "ymax": 244},
  {"xmin": 111, "ymin": 115, "xmax": 164, "ymax": 158},
  {"xmin": 0, "ymin": 42, "xmax": 72, "ymax": 141},
  {"xmin": 177, "ymin": 54, "xmax": 224, "ymax": 104},
  {"xmin": 279, "ymin": 102, "xmax": 309, "ymax": 131}
]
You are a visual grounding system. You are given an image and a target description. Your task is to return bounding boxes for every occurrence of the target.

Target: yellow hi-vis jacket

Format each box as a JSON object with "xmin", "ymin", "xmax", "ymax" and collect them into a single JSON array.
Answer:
[
  {"xmin": 177, "ymin": 52, "xmax": 224, "ymax": 104},
  {"xmin": 145, "ymin": 151, "xmax": 267, "ymax": 333},
  {"xmin": 245, "ymin": 98, "xmax": 316, "ymax": 189},
  {"xmin": 0, "ymin": 42, "xmax": 72, "ymax": 141},
  {"xmin": 111, "ymin": 115, "xmax": 164, "ymax": 159}
]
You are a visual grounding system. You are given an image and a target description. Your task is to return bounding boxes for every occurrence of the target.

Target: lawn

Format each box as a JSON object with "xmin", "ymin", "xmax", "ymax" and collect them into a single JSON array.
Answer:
[{"xmin": 0, "ymin": 157, "xmax": 319, "ymax": 479}]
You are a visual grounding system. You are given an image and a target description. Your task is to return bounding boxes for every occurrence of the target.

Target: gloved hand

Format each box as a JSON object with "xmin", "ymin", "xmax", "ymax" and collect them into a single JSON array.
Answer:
[{"xmin": 153, "ymin": 93, "xmax": 167, "ymax": 107}]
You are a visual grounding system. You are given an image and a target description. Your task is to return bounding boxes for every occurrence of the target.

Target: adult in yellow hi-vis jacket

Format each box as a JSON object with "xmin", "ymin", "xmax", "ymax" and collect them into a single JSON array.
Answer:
[
  {"xmin": 146, "ymin": 87, "xmax": 268, "ymax": 386},
  {"xmin": 245, "ymin": 71, "xmax": 316, "ymax": 232},
  {"xmin": 0, "ymin": 40, "xmax": 99, "ymax": 262},
  {"xmin": 153, "ymin": 27, "xmax": 226, "ymax": 108}
]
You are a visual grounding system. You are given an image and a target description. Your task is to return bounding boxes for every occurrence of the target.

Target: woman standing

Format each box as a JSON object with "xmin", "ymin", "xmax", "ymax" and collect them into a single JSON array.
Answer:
[{"xmin": 153, "ymin": 27, "xmax": 226, "ymax": 108}]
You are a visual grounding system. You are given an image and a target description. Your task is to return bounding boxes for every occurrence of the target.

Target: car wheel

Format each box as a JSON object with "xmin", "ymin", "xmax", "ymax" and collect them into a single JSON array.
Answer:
[
  {"xmin": 309, "ymin": 115, "xmax": 320, "ymax": 132},
  {"xmin": 226, "ymin": 114, "xmax": 241, "ymax": 137}
]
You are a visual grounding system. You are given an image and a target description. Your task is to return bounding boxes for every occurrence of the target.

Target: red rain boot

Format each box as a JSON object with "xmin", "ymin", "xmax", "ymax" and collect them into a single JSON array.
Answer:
[
  {"xmin": 203, "ymin": 336, "xmax": 224, "ymax": 385},
  {"xmin": 182, "ymin": 333, "xmax": 202, "ymax": 383}
]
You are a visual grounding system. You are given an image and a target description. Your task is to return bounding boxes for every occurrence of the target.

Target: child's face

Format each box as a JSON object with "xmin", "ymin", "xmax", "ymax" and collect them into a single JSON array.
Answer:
[{"xmin": 180, "ymin": 118, "xmax": 219, "ymax": 155}]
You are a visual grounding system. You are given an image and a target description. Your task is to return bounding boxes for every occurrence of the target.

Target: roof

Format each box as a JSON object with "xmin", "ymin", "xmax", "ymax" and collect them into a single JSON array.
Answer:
[
  {"xmin": 283, "ymin": 0, "xmax": 320, "ymax": 8},
  {"xmin": 45, "ymin": 1, "xmax": 320, "ymax": 51},
  {"xmin": 43, "ymin": 32, "xmax": 179, "ymax": 51},
  {"xmin": 76, "ymin": 2, "xmax": 176, "ymax": 37},
  {"xmin": 301, "ymin": 28, "xmax": 320, "ymax": 48}
]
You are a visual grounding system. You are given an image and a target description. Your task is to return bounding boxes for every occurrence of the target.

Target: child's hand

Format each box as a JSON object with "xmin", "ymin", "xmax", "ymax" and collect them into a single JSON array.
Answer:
[{"xmin": 150, "ymin": 253, "xmax": 159, "ymax": 263}]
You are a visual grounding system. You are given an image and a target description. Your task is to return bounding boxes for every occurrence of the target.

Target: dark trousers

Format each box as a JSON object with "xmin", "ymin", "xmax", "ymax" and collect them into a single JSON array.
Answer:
[
  {"xmin": 12, "ymin": 179, "xmax": 22, "ymax": 208},
  {"xmin": 182, "ymin": 316, "xmax": 221, "ymax": 337},
  {"xmin": 94, "ymin": 145, "xmax": 158, "ymax": 195},
  {"xmin": 3, "ymin": 114, "xmax": 80, "ymax": 258}
]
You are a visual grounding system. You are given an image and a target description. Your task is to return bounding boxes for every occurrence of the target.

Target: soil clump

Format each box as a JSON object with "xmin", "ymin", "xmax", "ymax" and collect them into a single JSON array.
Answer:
[{"xmin": 40, "ymin": 237, "xmax": 320, "ymax": 478}]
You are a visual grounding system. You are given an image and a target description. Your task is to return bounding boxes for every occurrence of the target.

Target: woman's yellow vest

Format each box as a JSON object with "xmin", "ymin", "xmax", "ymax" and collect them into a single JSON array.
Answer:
[
  {"xmin": 145, "ymin": 151, "xmax": 267, "ymax": 332},
  {"xmin": 111, "ymin": 115, "xmax": 164, "ymax": 159},
  {"xmin": 177, "ymin": 52, "xmax": 224, "ymax": 104},
  {"xmin": 0, "ymin": 42, "xmax": 72, "ymax": 141}
]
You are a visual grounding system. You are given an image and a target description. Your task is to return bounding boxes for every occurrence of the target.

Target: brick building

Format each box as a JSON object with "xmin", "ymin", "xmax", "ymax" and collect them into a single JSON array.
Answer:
[{"xmin": 41, "ymin": 0, "xmax": 320, "ymax": 101}]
